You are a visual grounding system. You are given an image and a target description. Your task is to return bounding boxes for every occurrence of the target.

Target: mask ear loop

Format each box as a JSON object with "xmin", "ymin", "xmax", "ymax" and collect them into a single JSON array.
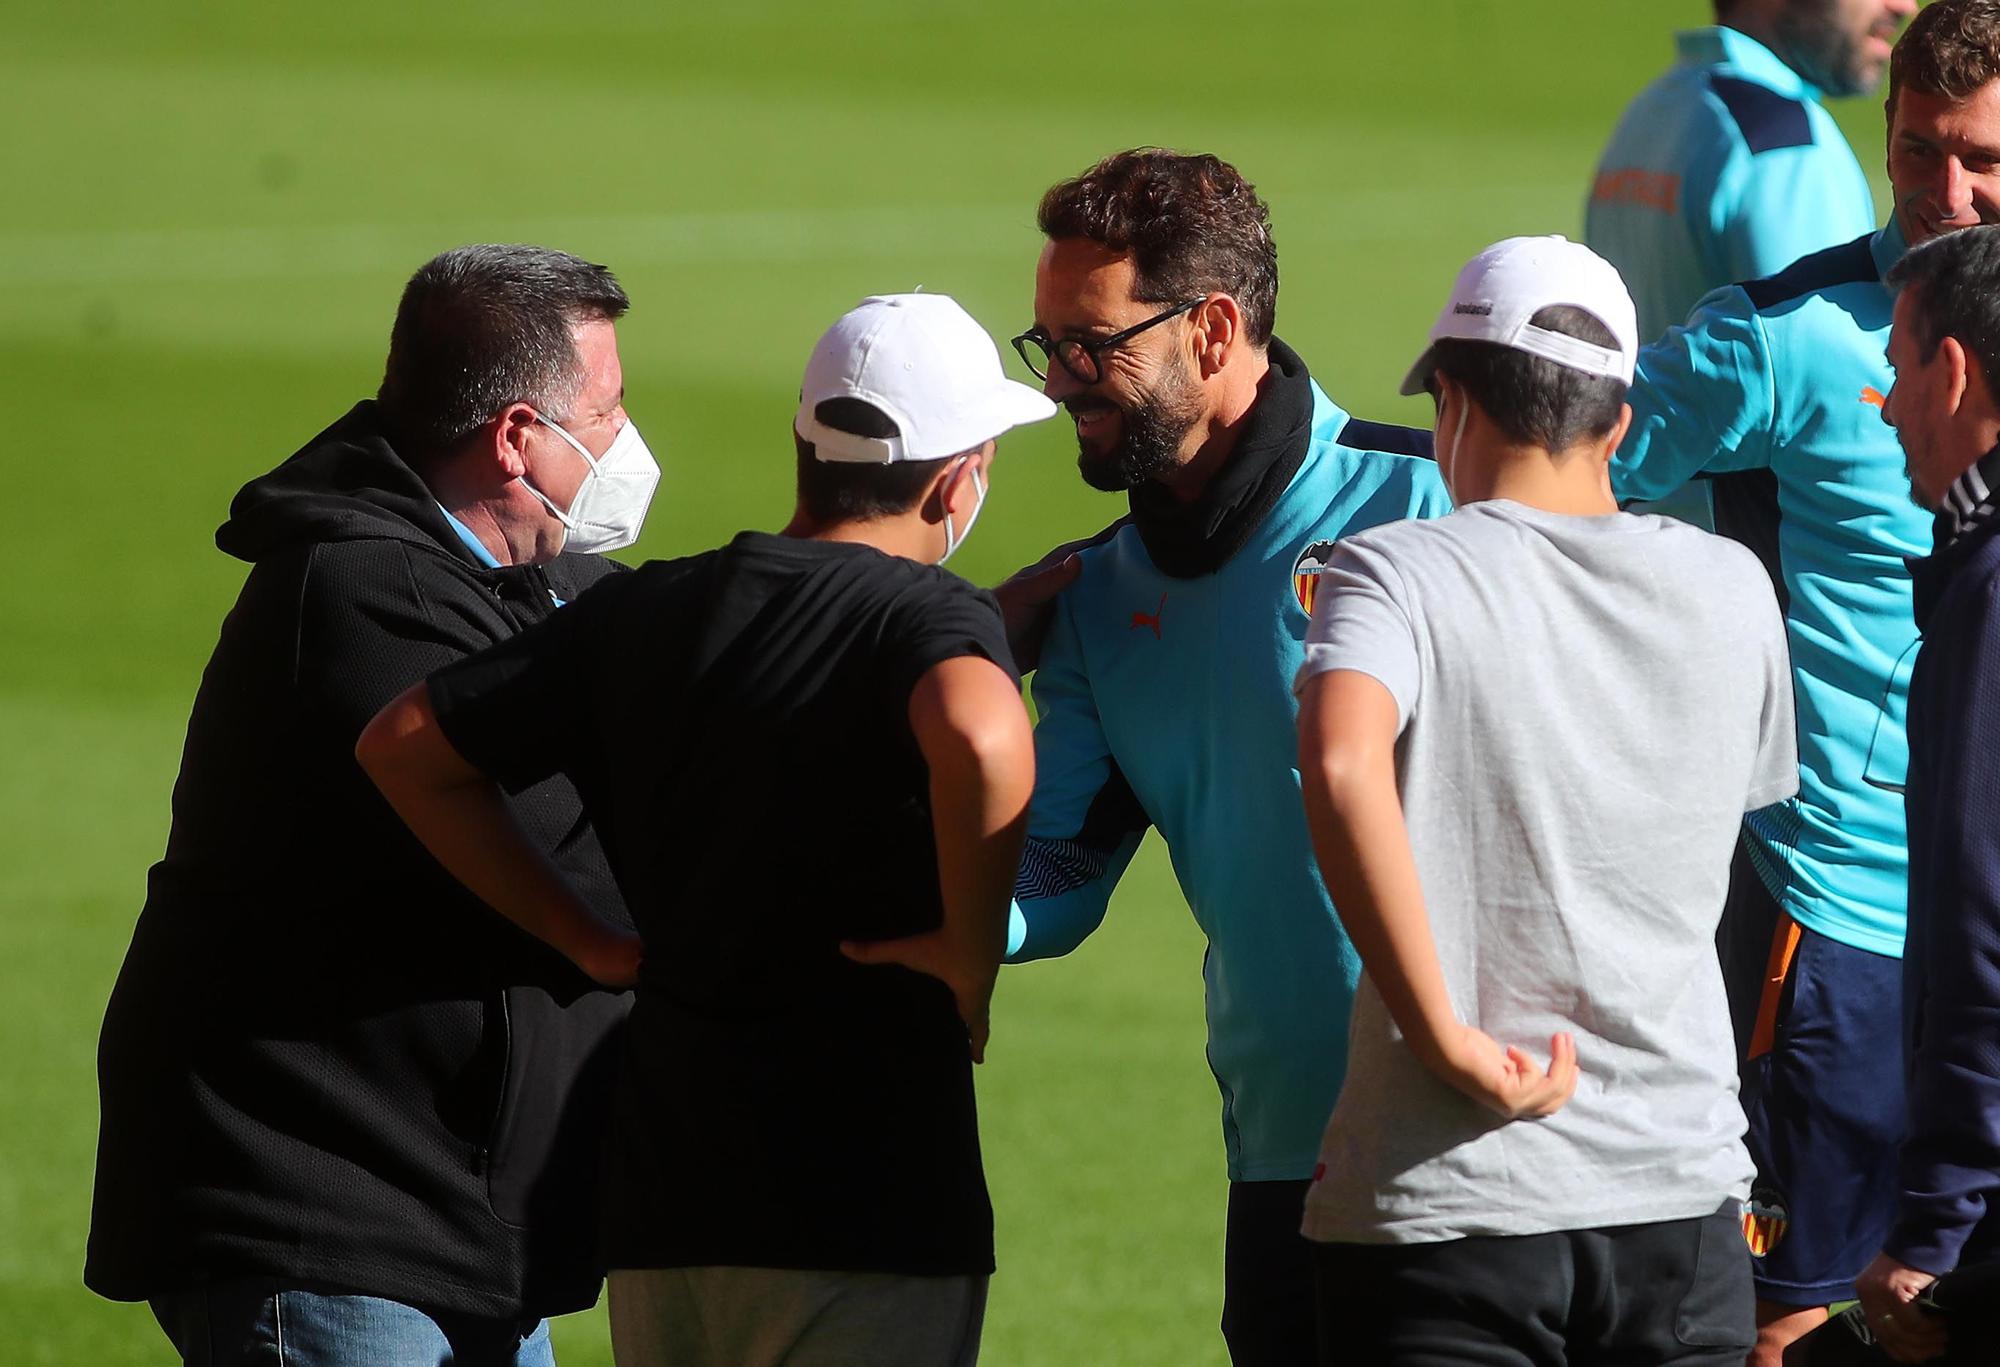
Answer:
[
  {"xmin": 941, "ymin": 455, "xmax": 985, "ymax": 564},
  {"xmin": 523, "ymin": 414, "xmax": 607, "ymax": 530},
  {"xmin": 1440, "ymin": 386, "xmax": 1470, "ymax": 503}
]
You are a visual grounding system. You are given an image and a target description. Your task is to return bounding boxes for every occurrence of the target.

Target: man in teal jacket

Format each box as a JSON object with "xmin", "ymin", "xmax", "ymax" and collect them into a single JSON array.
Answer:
[
  {"xmin": 1609, "ymin": 5, "xmax": 2000, "ymax": 1360},
  {"xmin": 1589, "ymin": 1, "xmax": 1911, "ymax": 527},
  {"xmin": 1003, "ymin": 149, "xmax": 1450, "ymax": 1366}
]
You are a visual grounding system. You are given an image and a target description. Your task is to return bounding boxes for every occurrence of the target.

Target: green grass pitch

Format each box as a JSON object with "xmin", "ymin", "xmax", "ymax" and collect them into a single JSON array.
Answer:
[{"xmin": 4, "ymin": 2, "xmax": 1887, "ymax": 1361}]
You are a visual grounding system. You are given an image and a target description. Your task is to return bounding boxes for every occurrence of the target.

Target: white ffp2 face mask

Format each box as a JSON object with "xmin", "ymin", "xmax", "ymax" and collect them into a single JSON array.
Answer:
[
  {"xmin": 525, "ymin": 415, "xmax": 661, "ymax": 555},
  {"xmin": 941, "ymin": 458, "xmax": 987, "ymax": 564}
]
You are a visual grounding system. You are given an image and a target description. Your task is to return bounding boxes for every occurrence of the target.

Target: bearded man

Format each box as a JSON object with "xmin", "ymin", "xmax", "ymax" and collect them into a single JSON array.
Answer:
[{"xmin": 999, "ymin": 148, "xmax": 1451, "ymax": 1367}]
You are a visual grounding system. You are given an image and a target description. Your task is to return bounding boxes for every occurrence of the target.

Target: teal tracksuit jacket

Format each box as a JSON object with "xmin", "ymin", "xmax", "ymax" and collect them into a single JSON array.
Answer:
[
  {"xmin": 1007, "ymin": 351, "xmax": 1451, "ymax": 1182},
  {"xmin": 1613, "ymin": 219, "xmax": 1926, "ymax": 960},
  {"xmin": 1589, "ymin": 25, "xmax": 1876, "ymax": 530},
  {"xmin": 1588, "ymin": 26, "xmax": 1876, "ymax": 345}
]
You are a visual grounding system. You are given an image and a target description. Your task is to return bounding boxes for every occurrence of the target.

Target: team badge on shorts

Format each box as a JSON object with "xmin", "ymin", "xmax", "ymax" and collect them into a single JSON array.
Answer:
[
  {"xmin": 1292, "ymin": 540, "xmax": 1338, "ymax": 617},
  {"xmin": 1742, "ymin": 1189, "xmax": 1789, "ymax": 1257}
]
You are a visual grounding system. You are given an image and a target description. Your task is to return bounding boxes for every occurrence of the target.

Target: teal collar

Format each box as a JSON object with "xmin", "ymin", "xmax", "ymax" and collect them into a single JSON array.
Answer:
[
  {"xmin": 1677, "ymin": 25, "xmax": 1819, "ymax": 102},
  {"xmin": 438, "ymin": 503, "xmax": 502, "ymax": 569},
  {"xmin": 1872, "ymin": 215, "xmax": 1911, "ymax": 281}
]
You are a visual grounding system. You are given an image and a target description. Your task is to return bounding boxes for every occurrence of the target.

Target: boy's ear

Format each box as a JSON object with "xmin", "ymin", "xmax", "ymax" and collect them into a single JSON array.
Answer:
[{"xmin": 1600, "ymin": 401, "xmax": 1633, "ymax": 460}]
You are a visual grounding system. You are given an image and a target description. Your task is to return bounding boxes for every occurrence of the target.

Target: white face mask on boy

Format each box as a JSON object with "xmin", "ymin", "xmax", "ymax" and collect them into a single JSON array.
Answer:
[
  {"xmin": 1437, "ymin": 388, "xmax": 1471, "ymax": 504},
  {"xmin": 523, "ymin": 414, "xmax": 661, "ymax": 555},
  {"xmin": 940, "ymin": 457, "xmax": 987, "ymax": 564}
]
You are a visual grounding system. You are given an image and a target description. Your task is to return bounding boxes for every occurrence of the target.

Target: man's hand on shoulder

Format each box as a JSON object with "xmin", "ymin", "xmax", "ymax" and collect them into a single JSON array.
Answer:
[{"xmin": 991, "ymin": 542, "xmax": 1085, "ymax": 674}]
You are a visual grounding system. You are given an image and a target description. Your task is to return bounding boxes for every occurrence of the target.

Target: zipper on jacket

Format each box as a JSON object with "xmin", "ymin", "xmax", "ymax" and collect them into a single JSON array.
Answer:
[{"xmin": 473, "ymin": 989, "xmax": 512, "ymax": 1174}]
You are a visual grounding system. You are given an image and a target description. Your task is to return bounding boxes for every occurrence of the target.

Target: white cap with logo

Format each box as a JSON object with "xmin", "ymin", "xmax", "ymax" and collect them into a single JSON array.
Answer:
[
  {"xmin": 797, "ymin": 293, "xmax": 1058, "ymax": 463},
  {"xmin": 1400, "ymin": 235, "xmax": 1638, "ymax": 397}
]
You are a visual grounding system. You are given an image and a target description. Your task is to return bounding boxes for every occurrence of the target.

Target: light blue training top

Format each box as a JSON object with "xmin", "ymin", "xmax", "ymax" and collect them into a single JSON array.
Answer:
[
  {"xmin": 1588, "ymin": 27, "xmax": 1877, "ymax": 530},
  {"xmin": 1006, "ymin": 380, "xmax": 1452, "ymax": 1182},
  {"xmin": 1611, "ymin": 219, "xmax": 1925, "ymax": 960},
  {"xmin": 1588, "ymin": 26, "xmax": 1876, "ymax": 344}
]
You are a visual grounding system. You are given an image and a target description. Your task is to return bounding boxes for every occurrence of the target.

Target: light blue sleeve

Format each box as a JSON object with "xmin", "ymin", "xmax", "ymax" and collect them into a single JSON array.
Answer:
[
  {"xmin": 1006, "ymin": 589, "xmax": 1150, "ymax": 962},
  {"xmin": 1613, "ymin": 285, "xmax": 1777, "ymax": 503},
  {"xmin": 1712, "ymin": 137, "xmax": 1875, "ymax": 284},
  {"xmin": 1408, "ymin": 461, "xmax": 1455, "ymax": 521},
  {"xmin": 1328, "ymin": 450, "xmax": 1454, "ymax": 534}
]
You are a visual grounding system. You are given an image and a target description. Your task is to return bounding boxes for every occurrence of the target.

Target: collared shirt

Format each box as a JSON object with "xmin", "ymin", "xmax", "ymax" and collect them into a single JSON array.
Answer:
[
  {"xmin": 439, "ymin": 503, "xmax": 502, "ymax": 569},
  {"xmin": 438, "ymin": 503, "xmax": 564, "ymax": 606},
  {"xmin": 1612, "ymin": 219, "xmax": 1927, "ymax": 960}
]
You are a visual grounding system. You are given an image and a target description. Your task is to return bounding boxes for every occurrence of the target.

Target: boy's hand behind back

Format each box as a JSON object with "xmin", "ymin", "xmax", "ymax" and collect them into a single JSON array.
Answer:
[{"xmin": 1433, "ymin": 1026, "xmax": 1579, "ymax": 1120}]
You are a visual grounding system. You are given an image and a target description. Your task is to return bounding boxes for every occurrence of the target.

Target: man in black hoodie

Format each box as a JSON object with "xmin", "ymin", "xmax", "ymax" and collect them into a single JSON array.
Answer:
[{"xmin": 85, "ymin": 244, "xmax": 652, "ymax": 1366}]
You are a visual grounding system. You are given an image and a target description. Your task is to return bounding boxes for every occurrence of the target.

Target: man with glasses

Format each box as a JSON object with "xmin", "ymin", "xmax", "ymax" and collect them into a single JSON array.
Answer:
[{"xmin": 1000, "ymin": 148, "xmax": 1451, "ymax": 1366}]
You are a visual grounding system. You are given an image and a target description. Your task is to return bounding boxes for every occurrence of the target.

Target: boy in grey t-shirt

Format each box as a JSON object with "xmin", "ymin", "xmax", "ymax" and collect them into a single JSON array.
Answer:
[{"xmin": 1295, "ymin": 238, "xmax": 1796, "ymax": 1365}]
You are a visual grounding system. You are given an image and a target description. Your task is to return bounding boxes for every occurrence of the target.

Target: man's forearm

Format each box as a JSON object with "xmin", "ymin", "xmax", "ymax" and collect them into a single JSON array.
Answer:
[{"xmin": 357, "ymin": 685, "xmax": 635, "ymax": 983}]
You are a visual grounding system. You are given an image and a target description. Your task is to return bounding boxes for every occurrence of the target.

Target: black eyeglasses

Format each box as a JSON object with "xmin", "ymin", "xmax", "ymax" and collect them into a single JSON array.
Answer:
[{"xmin": 1011, "ymin": 297, "xmax": 1207, "ymax": 385}]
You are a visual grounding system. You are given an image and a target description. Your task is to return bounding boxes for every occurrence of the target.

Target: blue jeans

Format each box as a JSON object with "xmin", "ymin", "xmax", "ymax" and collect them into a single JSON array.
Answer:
[{"xmin": 149, "ymin": 1277, "xmax": 556, "ymax": 1367}]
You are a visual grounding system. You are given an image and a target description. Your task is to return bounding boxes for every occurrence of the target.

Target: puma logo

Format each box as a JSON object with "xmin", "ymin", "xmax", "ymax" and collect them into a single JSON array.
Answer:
[
  {"xmin": 1861, "ymin": 385, "xmax": 1887, "ymax": 408},
  {"xmin": 1129, "ymin": 592, "xmax": 1167, "ymax": 639}
]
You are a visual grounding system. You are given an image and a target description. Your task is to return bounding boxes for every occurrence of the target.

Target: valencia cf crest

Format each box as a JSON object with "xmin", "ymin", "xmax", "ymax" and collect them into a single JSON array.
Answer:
[
  {"xmin": 1292, "ymin": 540, "xmax": 1338, "ymax": 617},
  {"xmin": 1742, "ymin": 1190, "xmax": 1789, "ymax": 1257}
]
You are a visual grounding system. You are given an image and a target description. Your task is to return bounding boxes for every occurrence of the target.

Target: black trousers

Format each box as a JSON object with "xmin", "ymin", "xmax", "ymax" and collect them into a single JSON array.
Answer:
[
  {"xmin": 1222, "ymin": 1179, "xmax": 1317, "ymax": 1366},
  {"xmin": 1311, "ymin": 1202, "xmax": 1755, "ymax": 1366}
]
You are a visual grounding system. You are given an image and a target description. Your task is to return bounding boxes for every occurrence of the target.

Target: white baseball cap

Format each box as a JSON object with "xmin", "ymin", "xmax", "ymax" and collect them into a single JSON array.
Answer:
[
  {"xmin": 796, "ymin": 293, "xmax": 1058, "ymax": 463},
  {"xmin": 1400, "ymin": 236, "xmax": 1638, "ymax": 397}
]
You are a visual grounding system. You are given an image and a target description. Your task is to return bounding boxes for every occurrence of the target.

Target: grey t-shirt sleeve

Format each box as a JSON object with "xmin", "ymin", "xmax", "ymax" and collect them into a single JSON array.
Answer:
[
  {"xmin": 1746, "ymin": 597, "xmax": 1801, "ymax": 812},
  {"xmin": 1293, "ymin": 540, "xmax": 1421, "ymax": 731}
]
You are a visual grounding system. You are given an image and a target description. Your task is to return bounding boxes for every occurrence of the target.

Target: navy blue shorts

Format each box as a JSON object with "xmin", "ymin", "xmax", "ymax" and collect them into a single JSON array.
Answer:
[{"xmin": 1734, "ymin": 896, "xmax": 1905, "ymax": 1307}]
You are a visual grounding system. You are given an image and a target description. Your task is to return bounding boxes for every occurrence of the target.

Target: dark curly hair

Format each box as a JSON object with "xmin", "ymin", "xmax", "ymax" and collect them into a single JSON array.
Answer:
[
  {"xmin": 1887, "ymin": 0, "xmax": 2000, "ymax": 123},
  {"xmin": 1037, "ymin": 149, "xmax": 1279, "ymax": 346}
]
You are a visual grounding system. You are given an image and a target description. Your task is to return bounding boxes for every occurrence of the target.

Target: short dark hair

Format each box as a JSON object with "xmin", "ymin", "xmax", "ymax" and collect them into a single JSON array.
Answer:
[
  {"xmin": 793, "ymin": 399, "xmax": 943, "ymax": 523},
  {"xmin": 1887, "ymin": 223, "xmax": 2000, "ymax": 397},
  {"xmin": 377, "ymin": 243, "xmax": 630, "ymax": 458},
  {"xmin": 1038, "ymin": 149, "xmax": 1279, "ymax": 346},
  {"xmin": 1887, "ymin": 0, "xmax": 2000, "ymax": 124},
  {"xmin": 1429, "ymin": 306, "xmax": 1628, "ymax": 453}
]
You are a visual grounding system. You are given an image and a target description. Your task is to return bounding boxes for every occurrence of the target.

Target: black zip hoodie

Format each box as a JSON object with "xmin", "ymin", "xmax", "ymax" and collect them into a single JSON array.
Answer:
[{"xmin": 85, "ymin": 401, "xmax": 633, "ymax": 1320}]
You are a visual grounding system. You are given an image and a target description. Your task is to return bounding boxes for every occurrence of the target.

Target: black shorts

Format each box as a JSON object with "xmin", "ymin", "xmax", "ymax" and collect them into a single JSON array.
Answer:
[{"xmin": 1311, "ymin": 1203, "xmax": 1754, "ymax": 1366}]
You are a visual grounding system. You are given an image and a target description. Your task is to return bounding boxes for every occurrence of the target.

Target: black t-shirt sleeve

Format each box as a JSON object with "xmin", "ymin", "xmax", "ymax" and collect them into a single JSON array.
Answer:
[
  {"xmin": 883, "ymin": 573, "xmax": 1019, "ymax": 706},
  {"xmin": 427, "ymin": 571, "xmax": 628, "ymax": 794}
]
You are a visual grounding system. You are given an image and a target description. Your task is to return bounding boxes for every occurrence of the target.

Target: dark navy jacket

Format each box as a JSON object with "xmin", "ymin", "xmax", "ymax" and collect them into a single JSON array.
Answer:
[{"xmin": 1895, "ymin": 505, "xmax": 2000, "ymax": 1274}]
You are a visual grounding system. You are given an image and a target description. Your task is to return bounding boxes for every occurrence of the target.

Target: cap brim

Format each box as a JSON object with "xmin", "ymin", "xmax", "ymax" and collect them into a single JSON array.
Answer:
[
  {"xmin": 804, "ymin": 377, "xmax": 1058, "ymax": 463},
  {"xmin": 1398, "ymin": 345, "xmax": 1439, "ymax": 398},
  {"xmin": 957, "ymin": 378, "xmax": 1058, "ymax": 451}
]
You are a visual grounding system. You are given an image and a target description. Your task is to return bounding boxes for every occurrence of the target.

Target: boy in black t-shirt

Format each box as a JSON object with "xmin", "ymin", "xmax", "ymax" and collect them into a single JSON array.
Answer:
[{"xmin": 357, "ymin": 294, "xmax": 1056, "ymax": 1367}]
